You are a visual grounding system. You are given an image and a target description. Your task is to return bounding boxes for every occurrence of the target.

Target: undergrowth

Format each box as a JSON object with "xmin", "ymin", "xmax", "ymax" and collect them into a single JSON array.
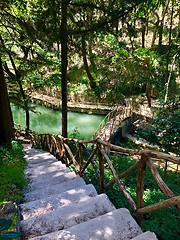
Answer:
[{"xmin": 0, "ymin": 140, "xmax": 27, "ymax": 207}]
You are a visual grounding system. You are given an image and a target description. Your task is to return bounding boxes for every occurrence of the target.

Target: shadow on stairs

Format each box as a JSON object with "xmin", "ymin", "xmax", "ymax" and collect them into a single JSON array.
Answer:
[{"xmin": 19, "ymin": 145, "xmax": 157, "ymax": 240}]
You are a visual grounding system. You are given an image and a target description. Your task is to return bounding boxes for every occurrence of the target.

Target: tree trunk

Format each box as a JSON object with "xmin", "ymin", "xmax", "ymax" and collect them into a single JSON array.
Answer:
[
  {"xmin": 164, "ymin": 2, "xmax": 174, "ymax": 87},
  {"xmin": 82, "ymin": 37, "xmax": 97, "ymax": 89},
  {"xmin": 0, "ymin": 55, "xmax": 14, "ymax": 145},
  {"xmin": 158, "ymin": 21, "xmax": 163, "ymax": 48},
  {"xmin": 151, "ymin": 12, "xmax": 160, "ymax": 49},
  {"xmin": 61, "ymin": 0, "xmax": 68, "ymax": 138},
  {"xmin": 0, "ymin": 34, "xmax": 30, "ymax": 132},
  {"xmin": 146, "ymin": 82, "xmax": 151, "ymax": 107},
  {"xmin": 141, "ymin": 18, "xmax": 146, "ymax": 48},
  {"xmin": 89, "ymin": 39, "xmax": 97, "ymax": 70}
]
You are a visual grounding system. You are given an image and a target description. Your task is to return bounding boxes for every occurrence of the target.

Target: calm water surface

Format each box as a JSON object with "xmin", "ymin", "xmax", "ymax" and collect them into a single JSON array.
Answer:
[{"xmin": 11, "ymin": 104, "xmax": 104, "ymax": 139}]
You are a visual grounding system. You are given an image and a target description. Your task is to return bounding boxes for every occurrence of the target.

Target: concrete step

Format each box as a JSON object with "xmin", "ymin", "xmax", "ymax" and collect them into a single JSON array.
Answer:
[
  {"xmin": 27, "ymin": 157, "xmax": 59, "ymax": 167},
  {"xmin": 25, "ymin": 161, "xmax": 67, "ymax": 178},
  {"xmin": 26, "ymin": 166, "xmax": 70, "ymax": 179},
  {"xmin": 29, "ymin": 208, "xmax": 142, "ymax": 240},
  {"xmin": 24, "ymin": 149, "xmax": 53, "ymax": 160},
  {"xmin": 20, "ymin": 184, "xmax": 97, "ymax": 220},
  {"xmin": 27, "ymin": 171, "xmax": 77, "ymax": 192},
  {"xmin": 24, "ymin": 177, "xmax": 86, "ymax": 202},
  {"xmin": 132, "ymin": 231, "xmax": 157, "ymax": 240},
  {"xmin": 20, "ymin": 194, "xmax": 115, "ymax": 239},
  {"xmin": 26, "ymin": 168, "xmax": 70, "ymax": 182}
]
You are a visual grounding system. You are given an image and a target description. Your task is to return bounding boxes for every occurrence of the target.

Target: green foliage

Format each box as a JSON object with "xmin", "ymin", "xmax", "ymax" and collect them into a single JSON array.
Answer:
[
  {"xmin": 0, "ymin": 219, "xmax": 21, "ymax": 239},
  {"xmin": 136, "ymin": 110, "xmax": 180, "ymax": 154},
  {"xmin": 0, "ymin": 140, "xmax": 27, "ymax": 206}
]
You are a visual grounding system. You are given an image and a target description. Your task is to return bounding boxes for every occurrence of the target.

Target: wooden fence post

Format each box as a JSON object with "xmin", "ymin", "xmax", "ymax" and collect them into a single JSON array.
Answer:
[
  {"xmin": 136, "ymin": 153, "xmax": 148, "ymax": 227},
  {"xmin": 79, "ymin": 143, "xmax": 83, "ymax": 176},
  {"xmin": 98, "ymin": 144, "xmax": 104, "ymax": 193}
]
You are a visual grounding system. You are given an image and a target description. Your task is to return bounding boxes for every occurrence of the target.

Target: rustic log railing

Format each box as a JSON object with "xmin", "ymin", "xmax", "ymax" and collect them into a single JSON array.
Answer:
[
  {"xmin": 14, "ymin": 128, "xmax": 179, "ymax": 228},
  {"xmin": 90, "ymin": 106, "xmax": 132, "ymax": 141}
]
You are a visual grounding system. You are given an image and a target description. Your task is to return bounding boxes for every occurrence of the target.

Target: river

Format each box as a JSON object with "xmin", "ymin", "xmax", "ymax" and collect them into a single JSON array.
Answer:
[{"xmin": 11, "ymin": 104, "xmax": 105, "ymax": 139}]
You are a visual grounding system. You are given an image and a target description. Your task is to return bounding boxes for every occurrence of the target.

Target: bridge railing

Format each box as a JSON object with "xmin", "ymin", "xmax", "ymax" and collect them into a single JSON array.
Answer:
[
  {"xmin": 90, "ymin": 106, "xmax": 132, "ymax": 141},
  {"xmin": 26, "ymin": 130, "xmax": 180, "ymax": 228}
]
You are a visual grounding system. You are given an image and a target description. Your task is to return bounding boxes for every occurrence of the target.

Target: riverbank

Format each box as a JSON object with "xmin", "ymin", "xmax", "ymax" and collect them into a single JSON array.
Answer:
[{"xmin": 30, "ymin": 92, "xmax": 112, "ymax": 115}]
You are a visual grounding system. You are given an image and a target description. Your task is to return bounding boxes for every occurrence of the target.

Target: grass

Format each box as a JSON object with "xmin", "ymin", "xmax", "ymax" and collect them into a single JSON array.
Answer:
[{"xmin": 0, "ymin": 140, "xmax": 27, "ymax": 207}]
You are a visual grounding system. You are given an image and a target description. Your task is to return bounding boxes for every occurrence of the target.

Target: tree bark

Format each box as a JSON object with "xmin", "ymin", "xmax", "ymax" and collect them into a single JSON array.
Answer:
[
  {"xmin": 82, "ymin": 37, "xmax": 97, "ymax": 89},
  {"xmin": 61, "ymin": 0, "xmax": 68, "ymax": 138},
  {"xmin": 141, "ymin": 18, "xmax": 146, "ymax": 48},
  {"xmin": 164, "ymin": 2, "xmax": 174, "ymax": 87},
  {"xmin": 0, "ymin": 34, "xmax": 30, "ymax": 131},
  {"xmin": 0, "ymin": 55, "xmax": 14, "ymax": 145}
]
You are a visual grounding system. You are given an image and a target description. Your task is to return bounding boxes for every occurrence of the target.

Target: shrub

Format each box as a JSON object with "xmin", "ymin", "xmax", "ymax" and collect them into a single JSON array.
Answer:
[{"xmin": 0, "ymin": 140, "xmax": 27, "ymax": 206}]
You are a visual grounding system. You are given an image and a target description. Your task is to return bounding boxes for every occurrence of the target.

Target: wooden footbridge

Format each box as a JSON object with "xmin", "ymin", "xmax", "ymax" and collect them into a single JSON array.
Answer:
[
  {"xmin": 90, "ymin": 105, "xmax": 152, "ymax": 142},
  {"xmin": 14, "ymin": 105, "xmax": 180, "ymax": 234}
]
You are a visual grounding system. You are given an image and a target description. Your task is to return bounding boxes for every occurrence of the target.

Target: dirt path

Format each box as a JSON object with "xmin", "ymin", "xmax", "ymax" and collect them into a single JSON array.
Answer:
[{"xmin": 30, "ymin": 92, "xmax": 112, "ymax": 115}]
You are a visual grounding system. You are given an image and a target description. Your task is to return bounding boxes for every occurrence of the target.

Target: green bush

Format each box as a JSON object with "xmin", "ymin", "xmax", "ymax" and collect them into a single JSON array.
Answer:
[
  {"xmin": 0, "ymin": 140, "xmax": 27, "ymax": 206},
  {"xmin": 136, "ymin": 111, "xmax": 180, "ymax": 154}
]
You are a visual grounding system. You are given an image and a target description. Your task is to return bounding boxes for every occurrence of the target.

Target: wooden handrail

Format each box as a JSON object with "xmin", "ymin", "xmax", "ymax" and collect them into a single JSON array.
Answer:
[
  {"xmin": 96, "ymin": 138, "xmax": 180, "ymax": 164},
  {"xmin": 136, "ymin": 154, "xmax": 148, "ymax": 227},
  {"xmin": 137, "ymin": 196, "xmax": 180, "ymax": 214},
  {"xmin": 148, "ymin": 157, "xmax": 180, "ymax": 212},
  {"xmin": 104, "ymin": 161, "xmax": 140, "ymax": 188}
]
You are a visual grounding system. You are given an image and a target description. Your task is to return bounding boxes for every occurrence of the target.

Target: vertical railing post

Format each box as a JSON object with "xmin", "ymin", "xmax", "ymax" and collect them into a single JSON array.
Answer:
[
  {"xmin": 79, "ymin": 143, "xmax": 83, "ymax": 176},
  {"xmin": 98, "ymin": 144, "xmax": 104, "ymax": 193},
  {"xmin": 164, "ymin": 160, "xmax": 168, "ymax": 177},
  {"xmin": 136, "ymin": 153, "xmax": 148, "ymax": 227},
  {"xmin": 48, "ymin": 135, "xmax": 52, "ymax": 153},
  {"xmin": 58, "ymin": 136, "xmax": 62, "ymax": 160}
]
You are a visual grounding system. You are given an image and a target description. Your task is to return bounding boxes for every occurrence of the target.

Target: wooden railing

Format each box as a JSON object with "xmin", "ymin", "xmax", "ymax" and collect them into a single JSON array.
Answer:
[
  {"xmin": 90, "ymin": 106, "xmax": 132, "ymax": 141},
  {"xmin": 21, "ymin": 130, "xmax": 180, "ymax": 228}
]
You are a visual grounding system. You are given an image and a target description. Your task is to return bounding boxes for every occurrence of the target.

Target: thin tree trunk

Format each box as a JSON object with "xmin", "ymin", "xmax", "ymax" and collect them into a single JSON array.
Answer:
[
  {"xmin": 164, "ymin": 2, "xmax": 174, "ymax": 87},
  {"xmin": 89, "ymin": 39, "xmax": 97, "ymax": 70},
  {"xmin": 158, "ymin": 0, "xmax": 171, "ymax": 50},
  {"xmin": 82, "ymin": 37, "xmax": 97, "ymax": 89},
  {"xmin": 141, "ymin": 18, "xmax": 146, "ymax": 48},
  {"xmin": 146, "ymin": 82, "xmax": 151, "ymax": 107},
  {"xmin": 151, "ymin": 12, "xmax": 160, "ymax": 49},
  {"xmin": 164, "ymin": 53, "xmax": 177, "ymax": 103},
  {"xmin": 0, "ymin": 55, "xmax": 14, "ymax": 145},
  {"xmin": 61, "ymin": 0, "xmax": 68, "ymax": 138}
]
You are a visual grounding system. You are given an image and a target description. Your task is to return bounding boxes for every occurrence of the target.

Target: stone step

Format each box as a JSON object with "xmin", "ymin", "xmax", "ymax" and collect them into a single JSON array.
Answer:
[
  {"xmin": 24, "ymin": 149, "xmax": 53, "ymax": 160},
  {"xmin": 27, "ymin": 171, "xmax": 77, "ymax": 192},
  {"xmin": 25, "ymin": 161, "xmax": 67, "ymax": 178},
  {"xmin": 26, "ymin": 168, "xmax": 70, "ymax": 181},
  {"xmin": 24, "ymin": 177, "xmax": 86, "ymax": 202},
  {"xmin": 20, "ymin": 184, "xmax": 97, "ymax": 220},
  {"xmin": 27, "ymin": 157, "xmax": 59, "ymax": 167},
  {"xmin": 132, "ymin": 231, "xmax": 157, "ymax": 240},
  {"xmin": 20, "ymin": 193, "xmax": 115, "ymax": 239},
  {"xmin": 29, "ymin": 208, "xmax": 142, "ymax": 240}
]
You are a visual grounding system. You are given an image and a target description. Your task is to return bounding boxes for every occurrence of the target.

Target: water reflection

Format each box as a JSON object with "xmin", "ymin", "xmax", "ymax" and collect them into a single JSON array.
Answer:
[{"xmin": 11, "ymin": 104, "xmax": 104, "ymax": 139}]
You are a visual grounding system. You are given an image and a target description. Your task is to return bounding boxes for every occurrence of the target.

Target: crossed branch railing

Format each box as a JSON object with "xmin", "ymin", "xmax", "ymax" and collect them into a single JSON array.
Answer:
[
  {"xmin": 14, "ymin": 125, "xmax": 180, "ymax": 228},
  {"xmin": 90, "ymin": 106, "xmax": 132, "ymax": 141}
]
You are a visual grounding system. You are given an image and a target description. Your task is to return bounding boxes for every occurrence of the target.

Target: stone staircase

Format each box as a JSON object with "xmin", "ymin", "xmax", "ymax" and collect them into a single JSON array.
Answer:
[{"xmin": 19, "ymin": 146, "xmax": 157, "ymax": 240}]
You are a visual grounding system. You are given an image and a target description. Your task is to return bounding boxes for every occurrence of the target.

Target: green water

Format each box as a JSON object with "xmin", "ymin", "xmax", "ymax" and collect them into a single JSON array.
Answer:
[{"xmin": 11, "ymin": 104, "xmax": 104, "ymax": 139}]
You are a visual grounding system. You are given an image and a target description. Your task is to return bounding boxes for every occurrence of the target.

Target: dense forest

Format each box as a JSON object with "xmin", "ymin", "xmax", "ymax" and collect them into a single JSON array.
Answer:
[
  {"xmin": 0, "ymin": 1, "xmax": 180, "ymax": 239},
  {"xmin": 0, "ymin": 0, "xmax": 179, "ymax": 145}
]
